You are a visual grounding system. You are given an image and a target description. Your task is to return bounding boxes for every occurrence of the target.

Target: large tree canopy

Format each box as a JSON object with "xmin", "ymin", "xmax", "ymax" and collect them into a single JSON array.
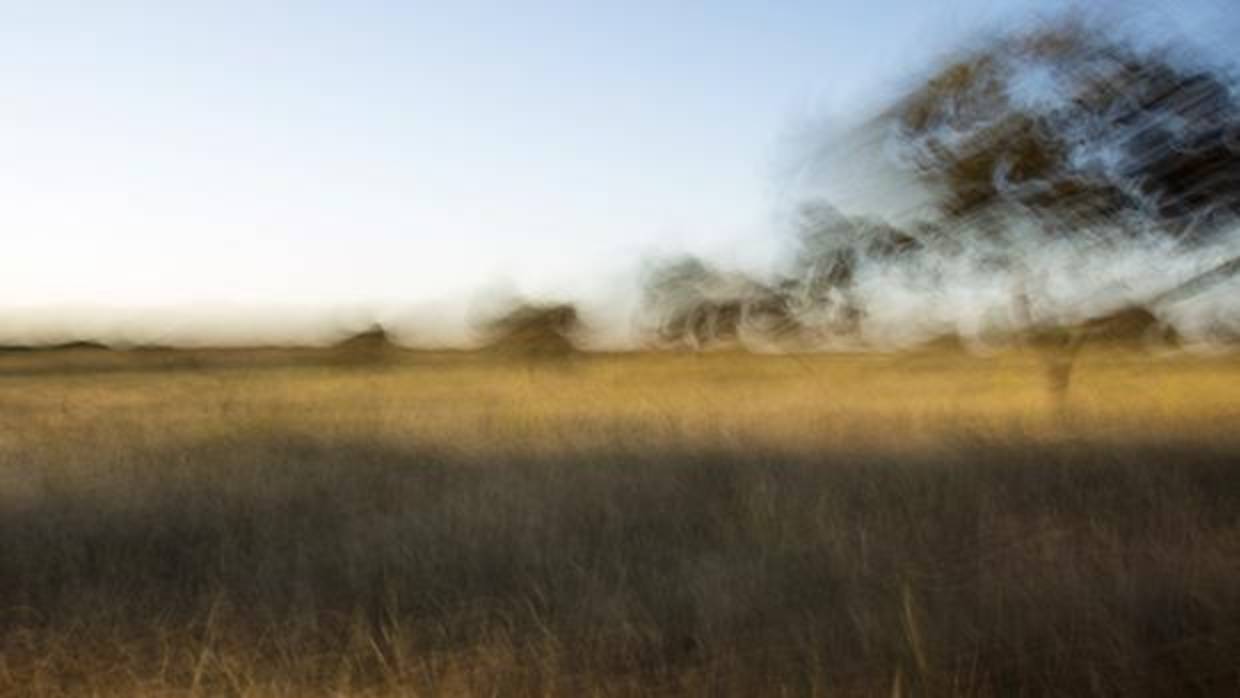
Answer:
[
  {"xmin": 641, "ymin": 21, "xmax": 1240, "ymax": 350},
  {"xmin": 887, "ymin": 22, "xmax": 1240, "ymax": 241}
]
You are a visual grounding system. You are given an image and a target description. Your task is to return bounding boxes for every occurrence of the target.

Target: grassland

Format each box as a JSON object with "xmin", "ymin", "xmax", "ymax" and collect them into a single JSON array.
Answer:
[{"xmin": 1, "ymin": 344, "xmax": 1238, "ymax": 696}]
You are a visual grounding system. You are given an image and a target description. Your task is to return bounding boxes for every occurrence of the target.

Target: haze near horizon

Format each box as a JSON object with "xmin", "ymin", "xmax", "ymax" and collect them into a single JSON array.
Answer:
[{"xmin": 4, "ymin": 1, "xmax": 1238, "ymax": 347}]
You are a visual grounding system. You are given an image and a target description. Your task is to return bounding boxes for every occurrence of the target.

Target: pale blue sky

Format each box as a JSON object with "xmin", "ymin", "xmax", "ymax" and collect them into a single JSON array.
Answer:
[{"xmin": 1, "ymin": 1, "xmax": 1234, "ymax": 318}]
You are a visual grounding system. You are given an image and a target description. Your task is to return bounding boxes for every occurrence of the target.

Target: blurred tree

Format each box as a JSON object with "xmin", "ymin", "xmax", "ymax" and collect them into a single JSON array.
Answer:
[
  {"xmin": 640, "ymin": 257, "xmax": 804, "ymax": 350},
  {"xmin": 480, "ymin": 301, "xmax": 584, "ymax": 359},
  {"xmin": 641, "ymin": 20, "xmax": 1240, "ymax": 352},
  {"xmin": 885, "ymin": 21, "xmax": 1240, "ymax": 241}
]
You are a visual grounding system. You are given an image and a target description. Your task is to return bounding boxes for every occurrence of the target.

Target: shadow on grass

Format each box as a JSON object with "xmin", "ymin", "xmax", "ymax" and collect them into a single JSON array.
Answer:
[{"xmin": 2, "ymin": 434, "xmax": 1239, "ymax": 695}]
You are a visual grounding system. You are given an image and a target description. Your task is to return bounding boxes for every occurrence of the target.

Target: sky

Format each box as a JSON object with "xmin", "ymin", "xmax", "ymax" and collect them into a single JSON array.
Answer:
[{"xmin": 1, "ymin": 1, "xmax": 1236, "ymax": 344}]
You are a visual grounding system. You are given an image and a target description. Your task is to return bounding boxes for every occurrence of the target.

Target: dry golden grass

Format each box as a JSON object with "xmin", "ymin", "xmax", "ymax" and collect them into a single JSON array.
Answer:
[{"xmin": 1, "ymin": 345, "xmax": 1238, "ymax": 696}]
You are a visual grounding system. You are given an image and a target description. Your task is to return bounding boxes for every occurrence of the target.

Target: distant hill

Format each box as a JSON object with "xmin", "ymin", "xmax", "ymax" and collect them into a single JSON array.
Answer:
[{"xmin": 0, "ymin": 339, "xmax": 111, "ymax": 353}]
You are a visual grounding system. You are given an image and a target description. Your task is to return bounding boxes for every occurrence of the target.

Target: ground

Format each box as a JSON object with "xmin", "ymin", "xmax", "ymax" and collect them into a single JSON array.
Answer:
[{"xmin": 1, "ymin": 345, "xmax": 1238, "ymax": 696}]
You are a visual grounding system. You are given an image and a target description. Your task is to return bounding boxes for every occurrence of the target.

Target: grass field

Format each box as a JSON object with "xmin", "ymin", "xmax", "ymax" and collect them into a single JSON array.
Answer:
[{"xmin": 1, "ymin": 344, "xmax": 1238, "ymax": 696}]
